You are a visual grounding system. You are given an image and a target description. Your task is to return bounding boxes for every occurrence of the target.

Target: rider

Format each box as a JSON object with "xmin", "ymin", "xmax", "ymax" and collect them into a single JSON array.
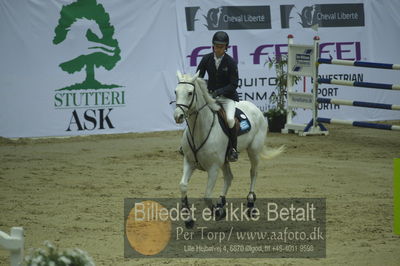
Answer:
[{"xmin": 197, "ymin": 31, "xmax": 239, "ymax": 162}]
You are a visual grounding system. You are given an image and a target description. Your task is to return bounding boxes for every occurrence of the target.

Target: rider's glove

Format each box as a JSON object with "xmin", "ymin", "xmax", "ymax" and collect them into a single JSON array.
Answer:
[{"xmin": 211, "ymin": 89, "xmax": 223, "ymax": 98}]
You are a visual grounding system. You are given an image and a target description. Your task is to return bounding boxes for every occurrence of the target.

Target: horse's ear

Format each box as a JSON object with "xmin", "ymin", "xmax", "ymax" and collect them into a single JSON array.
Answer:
[
  {"xmin": 190, "ymin": 71, "xmax": 200, "ymax": 82},
  {"xmin": 177, "ymin": 70, "xmax": 183, "ymax": 81}
]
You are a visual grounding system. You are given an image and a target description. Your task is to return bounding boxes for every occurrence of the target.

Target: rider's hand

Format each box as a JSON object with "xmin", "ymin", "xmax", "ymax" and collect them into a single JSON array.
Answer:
[{"xmin": 211, "ymin": 89, "xmax": 222, "ymax": 98}]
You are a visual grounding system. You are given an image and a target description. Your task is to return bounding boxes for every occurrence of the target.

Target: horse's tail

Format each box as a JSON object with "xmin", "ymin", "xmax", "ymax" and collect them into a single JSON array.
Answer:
[{"xmin": 260, "ymin": 145, "xmax": 285, "ymax": 160}]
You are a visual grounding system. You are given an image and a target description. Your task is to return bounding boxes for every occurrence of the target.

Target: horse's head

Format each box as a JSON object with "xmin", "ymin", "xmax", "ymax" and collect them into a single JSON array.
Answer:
[{"xmin": 173, "ymin": 71, "xmax": 200, "ymax": 123}]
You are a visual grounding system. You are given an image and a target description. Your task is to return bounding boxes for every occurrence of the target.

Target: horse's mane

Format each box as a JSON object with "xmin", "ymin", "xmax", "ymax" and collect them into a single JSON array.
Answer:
[{"xmin": 195, "ymin": 78, "xmax": 221, "ymax": 112}]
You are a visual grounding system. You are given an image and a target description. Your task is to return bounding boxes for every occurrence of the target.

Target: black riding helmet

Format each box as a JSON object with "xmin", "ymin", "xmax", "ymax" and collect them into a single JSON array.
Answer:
[{"xmin": 212, "ymin": 31, "xmax": 229, "ymax": 49}]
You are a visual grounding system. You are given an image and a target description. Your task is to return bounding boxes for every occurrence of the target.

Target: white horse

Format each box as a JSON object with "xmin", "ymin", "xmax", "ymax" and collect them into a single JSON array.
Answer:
[{"xmin": 173, "ymin": 71, "xmax": 283, "ymax": 228}]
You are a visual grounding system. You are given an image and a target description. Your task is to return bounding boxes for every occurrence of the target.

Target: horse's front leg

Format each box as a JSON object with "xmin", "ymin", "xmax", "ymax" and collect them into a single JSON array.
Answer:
[
  {"xmin": 179, "ymin": 157, "xmax": 194, "ymax": 199},
  {"xmin": 203, "ymin": 164, "xmax": 221, "ymax": 218},
  {"xmin": 180, "ymin": 157, "xmax": 195, "ymax": 228}
]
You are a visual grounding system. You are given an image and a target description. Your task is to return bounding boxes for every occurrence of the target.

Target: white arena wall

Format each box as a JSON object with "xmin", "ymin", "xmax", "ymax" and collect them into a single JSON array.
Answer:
[{"xmin": 0, "ymin": 0, "xmax": 399, "ymax": 138}]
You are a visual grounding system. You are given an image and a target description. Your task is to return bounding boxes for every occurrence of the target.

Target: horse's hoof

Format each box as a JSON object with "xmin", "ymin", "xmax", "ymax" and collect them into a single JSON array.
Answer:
[
  {"xmin": 247, "ymin": 207, "xmax": 257, "ymax": 219},
  {"xmin": 185, "ymin": 219, "xmax": 195, "ymax": 229},
  {"xmin": 215, "ymin": 207, "xmax": 226, "ymax": 221}
]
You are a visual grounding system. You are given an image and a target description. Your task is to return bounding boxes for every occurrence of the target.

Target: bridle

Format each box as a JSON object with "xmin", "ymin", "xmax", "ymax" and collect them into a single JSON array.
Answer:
[
  {"xmin": 174, "ymin": 82, "xmax": 198, "ymax": 117},
  {"xmin": 171, "ymin": 81, "xmax": 216, "ymax": 167}
]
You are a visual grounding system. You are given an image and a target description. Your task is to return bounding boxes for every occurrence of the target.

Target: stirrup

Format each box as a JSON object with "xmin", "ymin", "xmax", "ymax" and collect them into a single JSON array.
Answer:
[{"xmin": 228, "ymin": 148, "xmax": 238, "ymax": 162}]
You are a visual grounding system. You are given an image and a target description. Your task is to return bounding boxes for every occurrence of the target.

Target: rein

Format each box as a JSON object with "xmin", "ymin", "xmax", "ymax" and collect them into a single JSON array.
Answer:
[{"xmin": 172, "ymin": 81, "xmax": 216, "ymax": 166}]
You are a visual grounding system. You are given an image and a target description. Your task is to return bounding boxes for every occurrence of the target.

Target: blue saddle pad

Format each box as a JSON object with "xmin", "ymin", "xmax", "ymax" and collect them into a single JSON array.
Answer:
[{"xmin": 235, "ymin": 108, "xmax": 251, "ymax": 136}]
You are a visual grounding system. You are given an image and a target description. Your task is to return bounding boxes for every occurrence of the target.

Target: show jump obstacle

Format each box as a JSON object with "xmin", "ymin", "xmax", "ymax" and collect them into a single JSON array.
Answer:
[
  {"xmin": 0, "ymin": 227, "xmax": 24, "ymax": 266},
  {"xmin": 282, "ymin": 35, "xmax": 400, "ymax": 136}
]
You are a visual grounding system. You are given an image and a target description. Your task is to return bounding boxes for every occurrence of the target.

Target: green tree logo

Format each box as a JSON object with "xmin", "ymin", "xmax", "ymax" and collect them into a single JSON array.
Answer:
[{"xmin": 53, "ymin": 0, "xmax": 121, "ymax": 91}]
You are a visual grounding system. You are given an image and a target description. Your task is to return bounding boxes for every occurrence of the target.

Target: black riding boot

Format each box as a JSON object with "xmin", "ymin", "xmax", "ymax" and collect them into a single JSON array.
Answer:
[{"xmin": 228, "ymin": 126, "xmax": 238, "ymax": 162}]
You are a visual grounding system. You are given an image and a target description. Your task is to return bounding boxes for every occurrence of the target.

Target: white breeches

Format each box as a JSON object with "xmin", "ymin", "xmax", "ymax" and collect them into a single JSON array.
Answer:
[{"xmin": 217, "ymin": 96, "xmax": 235, "ymax": 128}]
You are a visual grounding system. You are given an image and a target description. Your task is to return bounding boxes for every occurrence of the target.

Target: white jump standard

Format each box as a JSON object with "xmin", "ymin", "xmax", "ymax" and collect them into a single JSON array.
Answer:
[{"xmin": 282, "ymin": 35, "xmax": 327, "ymax": 136}]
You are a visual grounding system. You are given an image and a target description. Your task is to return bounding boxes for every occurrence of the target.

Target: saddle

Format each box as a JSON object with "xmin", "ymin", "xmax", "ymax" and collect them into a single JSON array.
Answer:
[{"xmin": 217, "ymin": 107, "xmax": 252, "ymax": 137}]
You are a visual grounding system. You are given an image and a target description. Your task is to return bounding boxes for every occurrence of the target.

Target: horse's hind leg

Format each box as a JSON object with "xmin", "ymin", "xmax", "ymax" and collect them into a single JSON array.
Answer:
[
  {"xmin": 214, "ymin": 162, "xmax": 233, "ymax": 220},
  {"xmin": 221, "ymin": 162, "xmax": 233, "ymax": 197},
  {"xmin": 246, "ymin": 145, "xmax": 261, "ymax": 216},
  {"xmin": 247, "ymin": 146, "xmax": 260, "ymax": 195}
]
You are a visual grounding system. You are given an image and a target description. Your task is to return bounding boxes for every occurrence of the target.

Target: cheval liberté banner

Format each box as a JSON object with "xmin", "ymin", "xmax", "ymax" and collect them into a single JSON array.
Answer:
[{"xmin": 0, "ymin": 0, "xmax": 399, "ymax": 138}]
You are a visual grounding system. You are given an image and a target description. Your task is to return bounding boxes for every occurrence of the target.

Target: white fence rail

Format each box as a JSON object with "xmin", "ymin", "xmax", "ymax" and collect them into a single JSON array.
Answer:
[{"xmin": 0, "ymin": 227, "xmax": 24, "ymax": 266}]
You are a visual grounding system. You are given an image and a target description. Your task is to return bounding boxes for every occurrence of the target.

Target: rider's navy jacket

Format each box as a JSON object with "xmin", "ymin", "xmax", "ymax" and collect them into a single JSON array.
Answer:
[{"xmin": 196, "ymin": 52, "xmax": 239, "ymax": 101}]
